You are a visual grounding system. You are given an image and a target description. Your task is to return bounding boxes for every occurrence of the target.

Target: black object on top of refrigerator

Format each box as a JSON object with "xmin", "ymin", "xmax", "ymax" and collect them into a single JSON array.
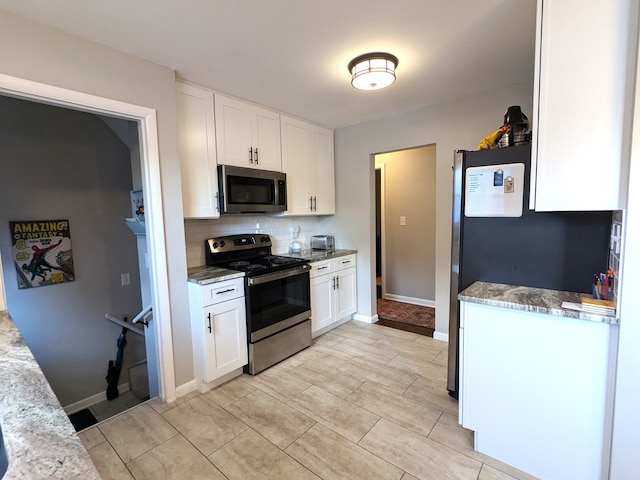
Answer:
[{"xmin": 447, "ymin": 144, "xmax": 611, "ymax": 398}]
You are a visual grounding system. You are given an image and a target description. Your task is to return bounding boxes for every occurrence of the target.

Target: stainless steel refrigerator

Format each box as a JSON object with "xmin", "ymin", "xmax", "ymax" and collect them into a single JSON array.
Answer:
[{"xmin": 447, "ymin": 144, "xmax": 612, "ymax": 397}]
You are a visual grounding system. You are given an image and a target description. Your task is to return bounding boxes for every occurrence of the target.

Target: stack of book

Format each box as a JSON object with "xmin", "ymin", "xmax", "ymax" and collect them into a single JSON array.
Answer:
[{"xmin": 581, "ymin": 297, "xmax": 616, "ymax": 316}]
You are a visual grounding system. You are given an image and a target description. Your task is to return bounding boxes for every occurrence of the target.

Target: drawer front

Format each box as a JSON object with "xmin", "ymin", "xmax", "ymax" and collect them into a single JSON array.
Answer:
[
  {"xmin": 309, "ymin": 259, "xmax": 334, "ymax": 278},
  {"xmin": 335, "ymin": 254, "xmax": 356, "ymax": 271},
  {"xmin": 201, "ymin": 277, "xmax": 244, "ymax": 306}
]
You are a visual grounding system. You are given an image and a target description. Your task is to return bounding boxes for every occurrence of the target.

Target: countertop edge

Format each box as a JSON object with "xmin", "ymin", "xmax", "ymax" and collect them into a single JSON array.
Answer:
[
  {"xmin": 458, "ymin": 282, "xmax": 619, "ymax": 325},
  {"xmin": 0, "ymin": 311, "xmax": 101, "ymax": 479},
  {"xmin": 187, "ymin": 250, "xmax": 357, "ymax": 284}
]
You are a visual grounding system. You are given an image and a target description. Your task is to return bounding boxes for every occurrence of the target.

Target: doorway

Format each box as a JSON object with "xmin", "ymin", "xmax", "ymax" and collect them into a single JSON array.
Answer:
[
  {"xmin": 0, "ymin": 73, "xmax": 176, "ymax": 410},
  {"xmin": 374, "ymin": 145, "xmax": 437, "ymax": 336}
]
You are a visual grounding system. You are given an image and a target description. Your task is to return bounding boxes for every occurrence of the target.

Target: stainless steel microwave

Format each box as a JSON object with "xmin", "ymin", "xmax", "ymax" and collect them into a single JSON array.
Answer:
[{"xmin": 218, "ymin": 165, "xmax": 287, "ymax": 214}]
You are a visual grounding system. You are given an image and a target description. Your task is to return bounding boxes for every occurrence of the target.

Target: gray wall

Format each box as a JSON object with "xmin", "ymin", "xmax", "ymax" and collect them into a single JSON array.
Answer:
[
  {"xmin": 376, "ymin": 145, "xmax": 436, "ymax": 303},
  {"xmin": 329, "ymin": 82, "xmax": 534, "ymax": 336},
  {"xmin": 0, "ymin": 10, "xmax": 194, "ymax": 389},
  {"xmin": 0, "ymin": 96, "xmax": 145, "ymax": 406}
]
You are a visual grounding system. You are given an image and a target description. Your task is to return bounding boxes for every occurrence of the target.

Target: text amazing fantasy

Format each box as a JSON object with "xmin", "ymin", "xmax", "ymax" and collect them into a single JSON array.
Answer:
[{"xmin": 10, "ymin": 220, "xmax": 75, "ymax": 289}]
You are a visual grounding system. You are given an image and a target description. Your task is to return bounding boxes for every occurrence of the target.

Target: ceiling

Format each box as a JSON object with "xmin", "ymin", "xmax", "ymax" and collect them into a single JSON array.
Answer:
[{"xmin": 0, "ymin": 0, "xmax": 537, "ymax": 129}]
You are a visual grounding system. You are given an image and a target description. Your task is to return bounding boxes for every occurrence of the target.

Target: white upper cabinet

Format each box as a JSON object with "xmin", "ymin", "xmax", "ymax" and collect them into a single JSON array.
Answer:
[
  {"xmin": 281, "ymin": 115, "xmax": 335, "ymax": 215},
  {"xmin": 530, "ymin": 0, "xmax": 633, "ymax": 211},
  {"xmin": 214, "ymin": 94, "xmax": 282, "ymax": 171},
  {"xmin": 176, "ymin": 81, "xmax": 220, "ymax": 218}
]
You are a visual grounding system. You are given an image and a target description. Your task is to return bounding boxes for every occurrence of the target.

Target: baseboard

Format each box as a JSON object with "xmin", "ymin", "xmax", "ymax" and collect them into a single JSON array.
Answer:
[
  {"xmin": 175, "ymin": 379, "xmax": 197, "ymax": 398},
  {"xmin": 383, "ymin": 293, "xmax": 436, "ymax": 308},
  {"xmin": 63, "ymin": 382, "xmax": 130, "ymax": 415},
  {"xmin": 352, "ymin": 313, "xmax": 377, "ymax": 324},
  {"xmin": 433, "ymin": 331, "xmax": 449, "ymax": 342}
]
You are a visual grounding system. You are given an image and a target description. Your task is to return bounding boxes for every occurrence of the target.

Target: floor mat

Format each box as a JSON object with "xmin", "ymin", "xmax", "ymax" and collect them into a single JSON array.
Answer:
[
  {"xmin": 376, "ymin": 298, "xmax": 435, "ymax": 336},
  {"xmin": 68, "ymin": 408, "xmax": 98, "ymax": 432}
]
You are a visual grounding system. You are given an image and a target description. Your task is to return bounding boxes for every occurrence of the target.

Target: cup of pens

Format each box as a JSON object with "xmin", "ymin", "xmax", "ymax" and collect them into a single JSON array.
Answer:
[{"xmin": 593, "ymin": 272, "xmax": 613, "ymax": 300}]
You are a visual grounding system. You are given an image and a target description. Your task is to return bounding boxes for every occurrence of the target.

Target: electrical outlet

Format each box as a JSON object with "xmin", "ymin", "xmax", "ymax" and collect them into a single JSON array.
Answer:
[
  {"xmin": 121, "ymin": 273, "xmax": 131, "ymax": 286},
  {"xmin": 400, "ymin": 216, "xmax": 406, "ymax": 226}
]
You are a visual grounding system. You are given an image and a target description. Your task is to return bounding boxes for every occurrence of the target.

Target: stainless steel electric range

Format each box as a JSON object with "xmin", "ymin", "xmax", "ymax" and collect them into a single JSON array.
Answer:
[{"xmin": 205, "ymin": 234, "xmax": 311, "ymax": 374}]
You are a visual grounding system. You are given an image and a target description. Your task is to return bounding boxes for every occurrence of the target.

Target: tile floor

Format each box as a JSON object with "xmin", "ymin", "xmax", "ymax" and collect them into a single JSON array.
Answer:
[{"xmin": 79, "ymin": 320, "xmax": 537, "ymax": 480}]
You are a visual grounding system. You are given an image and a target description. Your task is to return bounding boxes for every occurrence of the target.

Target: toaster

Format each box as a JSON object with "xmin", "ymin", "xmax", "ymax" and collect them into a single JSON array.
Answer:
[{"xmin": 311, "ymin": 235, "xmax": 335, "ymax": 250}]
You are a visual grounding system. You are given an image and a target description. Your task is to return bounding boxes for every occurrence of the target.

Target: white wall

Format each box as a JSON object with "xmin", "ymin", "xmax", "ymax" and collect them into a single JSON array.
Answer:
[
  {"xmin": 329, "ymin": 82, "xmax": 534, "ymax": 335},
  {"xmin": 375, "ymin": 146, "xmax": 437, "ymax": 304},
  {"xmin": 0, "ymin": 10, "xmax": 194, "ymax": 388}
]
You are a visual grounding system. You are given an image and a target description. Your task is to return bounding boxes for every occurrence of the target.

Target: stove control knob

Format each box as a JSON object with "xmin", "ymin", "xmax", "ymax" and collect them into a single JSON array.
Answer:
[
  {"xmin": 211, "ymin": 242, "xmax": 218, "ymax": 249},
  {"xmin": 261, "ymin": 236, "xmax": 269, "ymax": 243},
  {"xmin": 219, "ymin": 240, "xmax": 226, "ymax": 248}
]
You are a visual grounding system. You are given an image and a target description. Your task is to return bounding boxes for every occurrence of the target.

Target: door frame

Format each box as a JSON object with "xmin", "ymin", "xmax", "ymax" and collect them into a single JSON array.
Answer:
[
  {"xmin": 375, "ymin": 162, "xmax": 387, "ymax": 299},
  {"xmin": 0, "ymin": 73, "xmax": 176, "ymax": 402}
]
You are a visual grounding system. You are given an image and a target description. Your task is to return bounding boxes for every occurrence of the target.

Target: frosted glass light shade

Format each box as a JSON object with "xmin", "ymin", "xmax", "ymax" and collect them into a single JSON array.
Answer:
[{"xmin": 348, "ymin": 52, "xmax": 398, "ymax": 90}]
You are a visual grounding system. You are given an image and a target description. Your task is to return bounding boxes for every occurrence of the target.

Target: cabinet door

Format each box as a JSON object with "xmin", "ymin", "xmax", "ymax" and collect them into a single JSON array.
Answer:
[
  {"xmin": 281, "ymin": 115, "xmax": 312, "ymax": 215},
  {"xmin": 531, "ymin": 0, "xmax": 630, "ymax": 211},
  {"xmin": 202, "ymin": 297, "xmax": 248, "ymax": 382},
  {"xmin": 176, "ymin": 82, "xmax": 220, "ymax": 218},
  {"xmin": 215, "ymin": 94, "xmax": 252, "ymax": 168},
  {"xmin": 310, "ymin": 125, "xmax": 335, "ymax": 214},
  {"xmin": 310, "ymin": 273, "xmax": 335, "ymax": 334},
  {"xmin": 335, "ymin": 267, "xmax": 357, "ymax": 321},
  {"xmin": 252, "ymin": 106, "xmax": 282, "ymax": 171}
]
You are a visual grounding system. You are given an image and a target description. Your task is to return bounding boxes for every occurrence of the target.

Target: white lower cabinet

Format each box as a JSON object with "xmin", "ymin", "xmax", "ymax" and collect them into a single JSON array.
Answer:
[
  {"xmin": 459, "ymin": 301, "xmax": 617, "ymax": 480},
  {"xmin": 310, "ymin": 255, "xmax": 356, "ymax": 336},
  {"xmin": 188, "ymin": 277, "xmax": 247, "ymax": 392}
]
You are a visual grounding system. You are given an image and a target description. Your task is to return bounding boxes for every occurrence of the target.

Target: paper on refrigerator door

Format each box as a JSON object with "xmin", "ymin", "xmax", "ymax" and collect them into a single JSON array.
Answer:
[{"xmin": 464, "ymin": 162, "xmax": 525, "ymax": 217}]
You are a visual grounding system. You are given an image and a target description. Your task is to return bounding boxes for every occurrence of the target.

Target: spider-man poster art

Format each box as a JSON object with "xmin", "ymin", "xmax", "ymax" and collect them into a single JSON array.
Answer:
[{"xmin": 10, "ymin": 219, "xmax": 75, "ymax": 289}]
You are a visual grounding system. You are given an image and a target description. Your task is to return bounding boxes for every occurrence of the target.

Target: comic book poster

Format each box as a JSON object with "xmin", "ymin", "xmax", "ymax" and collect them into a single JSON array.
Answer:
[{"xmin": 10, "ymin": 219, "xmax": 75, "ymax": 289}]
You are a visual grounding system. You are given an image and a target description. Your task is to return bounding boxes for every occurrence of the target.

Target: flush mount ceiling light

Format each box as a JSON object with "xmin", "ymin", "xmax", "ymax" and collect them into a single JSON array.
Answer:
[{"xmin": 348, "ymin": 52, "xmax": 399, "ymax": 91}]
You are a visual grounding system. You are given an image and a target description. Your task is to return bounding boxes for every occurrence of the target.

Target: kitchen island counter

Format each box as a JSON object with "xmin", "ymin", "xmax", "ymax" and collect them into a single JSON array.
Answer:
[
  {"xmin": 0, "ymin": 311, "xmax": 101, "ymax": 480},
  {"xmin": 459, "ymin": 281, "xmax": 618, "ymax": 325}
]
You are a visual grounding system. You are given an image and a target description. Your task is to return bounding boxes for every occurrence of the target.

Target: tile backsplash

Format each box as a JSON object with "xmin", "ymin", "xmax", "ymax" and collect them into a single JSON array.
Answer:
[
  {"xmin": 609, "ymin": 210, "xmax": 623, "ymax": 305},
  {"xmin": 184, "ymin": 215, "xmax": 327, "ymax": 268}
]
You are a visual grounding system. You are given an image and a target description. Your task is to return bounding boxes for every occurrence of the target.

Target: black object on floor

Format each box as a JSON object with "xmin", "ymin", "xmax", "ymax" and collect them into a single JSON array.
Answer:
[{"xmin": 68, "ymin": 408, "xmax": 98, "ymax": 432}]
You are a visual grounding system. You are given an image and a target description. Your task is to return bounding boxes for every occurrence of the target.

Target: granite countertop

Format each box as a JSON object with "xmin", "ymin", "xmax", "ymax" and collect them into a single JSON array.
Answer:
[
  {"xmin": 0, "ymin": 311, "xmax": 101, "ymax": 479},
  {"xmin": 187, "ymin": 250, "xmax": 357, "ymax": 285},
  {"xmin": 187, "ymin": 265, "xmax": 245, "ymax": 285},
  {"xmin": 459, "ymin": 281, "xmax": 619, "ymax": 325},
  {"xmin": 281, "ymin": 249, "xmax": 357, "ymax": 262}
]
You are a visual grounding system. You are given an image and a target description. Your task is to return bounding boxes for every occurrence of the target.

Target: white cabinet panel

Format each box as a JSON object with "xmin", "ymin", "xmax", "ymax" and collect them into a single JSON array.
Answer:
[
  {"xmin": 309, "ymin": 255, "xmax": 357, "ymax": 335},
  {"xmin": 531, "ymin": 0, "xmax": 632, "ymax": 211},
  {"xmin": 215, "ymin": 94, "xmax": 281, "ymax": 171},
  {"xmin": 459, "ymin": 301, "xmax": 617, "ymax": 480},
  {"xmin": 188, "ymin": 280, "xmax": 247, "ymax": 391},
  {"xmin": 203, "ymin": 297, "xmax": 247, "ymax": 382},
  {"xmin": 310, "ymin": 274, "xmax": 335, "ymax": 333},
  {"xmin": 281, "ymin": 115, "xmax": 335, "ymax": 215},
  {"xmin": 176, "ymin": 82, "xmax": 219, "ymax": 218}
]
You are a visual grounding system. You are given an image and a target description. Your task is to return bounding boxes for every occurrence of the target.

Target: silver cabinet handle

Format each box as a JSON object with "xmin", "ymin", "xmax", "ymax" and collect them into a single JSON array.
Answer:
[
  {"xmin": 249, "ymin": 147, "xmax": 253, "ymax": 164},
  {"xmin": 336, "ymin": 275, "xmax": 340, "ymax": 289},
  {"xmin": 331, "ymin": 276, "xmax": 336, "ymax": 290},
  {"xmin": 216, "ymin": 287, "xmax": 236, "ymax": 295},
  {"xmin": 341, "ymin": 260, "xmax": 351, "ymax": 265},
  {"xmin": 317, "ymin": 265, "xmax": 329, "ymax": 271},
  {"xmin": 313, "ymin": 196, "xmax": 317, "ymax": 212},
  {"xmin": 309, "ymin": 196, "xmax": 313, "ymax": 211},
  {"xmin": 207, "ymin": 313, "xmax": 212, "ymax": 333},
  {"xmin": 254, "ymin": 147, "xmax": 259, "ymax": 164}
]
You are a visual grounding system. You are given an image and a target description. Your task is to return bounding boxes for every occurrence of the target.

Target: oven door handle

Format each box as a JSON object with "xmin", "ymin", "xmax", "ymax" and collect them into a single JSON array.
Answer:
[{"xmin": 247, "ymin": 264, "xmax": 310, "ymax": 286}]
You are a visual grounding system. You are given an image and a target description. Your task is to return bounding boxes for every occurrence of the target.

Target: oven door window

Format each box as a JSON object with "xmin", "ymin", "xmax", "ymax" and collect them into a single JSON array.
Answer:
[
  {"xmin": 246, "ymin": 271, "xmax": 310, "ymax": 336},
  {"xmin": 228, "ymin": 175, "xmax": 275, "ymax": 205}
]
